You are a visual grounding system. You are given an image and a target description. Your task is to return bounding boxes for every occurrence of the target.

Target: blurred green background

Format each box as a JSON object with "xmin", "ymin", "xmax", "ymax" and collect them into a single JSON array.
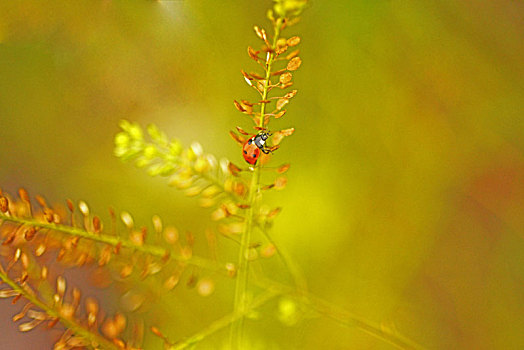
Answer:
[{"xmin": 1, "ymin": 0, "xmax": 523, "ymax": 349}]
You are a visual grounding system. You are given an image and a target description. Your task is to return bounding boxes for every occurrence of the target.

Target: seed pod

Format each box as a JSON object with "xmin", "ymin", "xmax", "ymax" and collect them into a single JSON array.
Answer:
[
  {"xmin": 286, "ymin": 49, "xmax": 300, "ymax": 60},
  {"xmin": 93, "ymin": 216, "xmax": 102, "ymax": 233},
  {"xmin": 0, "ymin": 289, "xmax": 19, "ymax": 298},
  {"xmin": 287, "ymin": 36, "xmax": 300, "ymax": 46},
  {"xmin": 197, "ymin": 278, "xmax": 215, "ymax": 297},
  {"xmin": 0, "ymin": 196, "xmax": 9, "ymax": 212},
  {"xmin": 247, "ymin": 46, "xmax": 259, "ymax": 61},
  {"xmin": 120, "ymin": 211, "xmax": 134, "ymax": 229},
  {"xmin": 225, "ymin": 263, "xmax": 236, "ymax": 278},
  {"xmin": 276, "ymin": 98, "xmax": 289, "ymax": 110},
  {"xmin": 163, "ymin": 226, "xmax": 179, "ymax": 244},
  {"xmin": 66, "ymin": 199, "xmax": 74, "ymax": 212},
  {"xmin": 78, "ymin": 201, "xmax": 89, "ymax": 216},
  {"xmin": 18, "ymin": 188, "xmax": 30, "ymax": 202},
  {"xmin": 19, "ymin": 319, "xmax": 43, "ymax": 332},
  {"xmin": 280, "ymin": 72, "xmax": 292, "ymax": 84},
  {"xmin": 56, "ymin": 276, "xmax": 66, "ymax": 297},
  {"xmin": 234, "ymin": 100, "xmax": 247, "ymax": 112},
  {"xmin": 164, "ymin": 274, "xmax": 181, "ymax": 291},
  {"xmin": 284, "ymin": 90, "xmax": 298, "ymax": 99},
  {"xmin": 254, "ymin": 25, "xmax": 267, "ymax": 42},
  {"xmin": 24, "ymin": 226, "xmax": 37, "ymax": 241},
  {"xmin": 287, "ymin": 57, "xmax": 302, "ymax": 71},
  {"xmin": 277, "ymin": 164, "xmax": 291, "ymax": 174}
]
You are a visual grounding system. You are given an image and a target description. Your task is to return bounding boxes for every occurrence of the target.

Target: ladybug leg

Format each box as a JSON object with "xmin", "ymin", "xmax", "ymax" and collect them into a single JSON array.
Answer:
[{"xmin": 260, "ymin": 147, "xmax": 271, "ymax": 154}]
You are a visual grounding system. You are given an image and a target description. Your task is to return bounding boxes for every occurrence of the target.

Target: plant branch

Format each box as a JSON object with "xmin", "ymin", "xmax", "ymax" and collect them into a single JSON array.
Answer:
[
  {"xmin": 172, "ymin": 288, "xmax": 280, "ymax": 350},
  {"xmin": 229, "ymin": 18, "xmax": 283, "ymax": 350},
  {"xmin": 260, "ymin": 227, "xmax": 308, "ymax": 292},
  {"xmin": 0, "ymin": 214, "xmax": 223, "ymax": 274},
  {"xmin": 0, "ymin": 264, "xmax": 118, "ymax": 350},
  {"xmin": 256, "ymin": 278, "xmax": 426, "ymax": 350}
]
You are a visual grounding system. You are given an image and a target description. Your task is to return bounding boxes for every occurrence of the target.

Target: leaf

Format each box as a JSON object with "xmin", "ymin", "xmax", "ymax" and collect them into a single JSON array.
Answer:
[{"xmin": 287, "ymin": 57, "xmax": 302, "ymax": 71}]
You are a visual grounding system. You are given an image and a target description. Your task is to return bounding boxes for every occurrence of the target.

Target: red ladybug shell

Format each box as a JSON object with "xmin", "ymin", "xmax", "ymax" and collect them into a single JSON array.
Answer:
[{"xmin": 242, "ymin": 137, "xmax": 260, "ymax": 165}]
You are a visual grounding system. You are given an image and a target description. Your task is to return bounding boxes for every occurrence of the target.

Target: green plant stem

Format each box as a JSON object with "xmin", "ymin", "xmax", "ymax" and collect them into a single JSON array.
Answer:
[
  {"xmin": 255, "ymin": 278, "xmax": 426, "ymax": 350},
  {"xmin": 172, "ymin": 288, "xmax": 280, "ymax": 350},
  {"xmin": 305, "ymin": 296, "xmax": 425, "ymax": 350},
  {"xmin": 0, "ymin": 214, "xmax": 222, "ymax": 274},
  {"xmin": 0, "ymin": 266, "xmax": 118, "ymax": 350},
  {"xmin": 229, "ymin": 18, "xmax": 283, "ymax": 350},
  {"xmin": 260, "ymin": 228, "xmax": 308, "ymax": 292},
  {"xmin": 1, "ymin": 215, "xmax": 424, "ymax": 349}
]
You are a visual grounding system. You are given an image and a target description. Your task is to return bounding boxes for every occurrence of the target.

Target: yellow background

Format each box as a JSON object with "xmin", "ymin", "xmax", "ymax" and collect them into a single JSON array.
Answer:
[{"xmin": 0, "ymin": 1, "xmax": 523, "ymax": 348}]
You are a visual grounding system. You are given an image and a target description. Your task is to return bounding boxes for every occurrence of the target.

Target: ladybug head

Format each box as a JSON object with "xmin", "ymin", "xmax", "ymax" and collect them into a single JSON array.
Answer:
[{"xmin": 258, "ymin": 131, "xmax": 270, "ymax": 140}]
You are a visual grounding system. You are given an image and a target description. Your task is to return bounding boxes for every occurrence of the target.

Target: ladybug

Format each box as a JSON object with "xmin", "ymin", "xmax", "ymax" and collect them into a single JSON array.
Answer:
[{"xmin": 242, "ymin": 131, "xmax": 272, "ymax": 165}]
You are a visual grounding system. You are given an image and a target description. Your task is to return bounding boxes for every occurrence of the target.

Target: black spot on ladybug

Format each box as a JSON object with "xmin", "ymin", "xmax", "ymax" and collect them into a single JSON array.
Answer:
[
  {"xmin": 252, "ymin": 154, "xmax": 256, "ymax": 157},
  {"xmin": 243, "ymin": 150, "xmax": 247, "ymax": 154}
]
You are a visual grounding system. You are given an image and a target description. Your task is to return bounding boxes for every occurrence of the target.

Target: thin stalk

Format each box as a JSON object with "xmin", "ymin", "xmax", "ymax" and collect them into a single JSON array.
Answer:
[
  {"xmin": 0, "ymin": 214, "xmax": 222, "ymax": 274},
  {"xmin": 305, "ymin": 293, "xmax": 425, "ymax": 350},
  {"xmin": 254, "ymin": 277, "xmax": 426, "ymax": 350},
  {"xmin": 0, "ymin": 266, "xmax": 118, "ymax": 350},
  {"xmin": 172, "ymin": 288, "xmax": 280, "ymax": 350},
  {"xmin": 229, "ymin": 18, "xmax": 283, "ymax": 350},
  {"xmin": 260, "ymin": 228, "xmax": 308, "ymax": 292}
]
